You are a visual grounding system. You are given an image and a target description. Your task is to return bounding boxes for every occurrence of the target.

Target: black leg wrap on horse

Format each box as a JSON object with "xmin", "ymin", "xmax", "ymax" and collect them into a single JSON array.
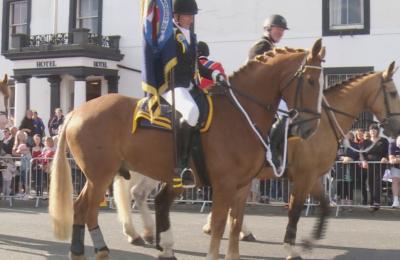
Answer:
[
  {"xmin": 314, "ymin": 198, "xmax": 330, "ymax": 240},
  {"xmin": 155, "ymin": 184, "xmax": 172, "ymax": 251},
  {"xmin": 284, "ymin": 203, "xmax": 303, "ymax": 245},
  {"xmin": 284, "ymin": 226, "xmax": 297, "ymax": 245},
  {"xmin": 89, "ymin": 226, "xmax": 109, "ymax": 254},
  {"xmin": 71, "ymin": 224, "xmax": 85, "ymax": 256}
]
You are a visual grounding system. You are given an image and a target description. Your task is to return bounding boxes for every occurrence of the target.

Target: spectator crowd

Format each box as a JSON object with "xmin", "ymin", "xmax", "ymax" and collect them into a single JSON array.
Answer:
[{"xmin": 0, "ymin": 108, "xmax": 63, "ymax": 199}]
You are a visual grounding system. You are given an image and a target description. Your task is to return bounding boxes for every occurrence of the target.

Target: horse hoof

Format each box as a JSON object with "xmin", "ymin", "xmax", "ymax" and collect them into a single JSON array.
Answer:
[
  {"xmin": 241, "ymin": 233, "xmax": 256, "ymax": 242},
  {"xmin": 286, "ymin": 256, "xmax": 303, "ymax": 260},
  {"xmin": 143, "ymin": 235, "xmax": 154, "ymax": 244},
  {"xmin": 202, "ymin": 227, "xmax": 211, "ymax": 235},
  {"xmin": 156, "ymin": 244, "xmax": 163, "ymax": 251},
  {"xmin": 130, "ymin": 236, "xmax": 146, "ymax": 246},
  {"xmin": 95, "ymin": 250, "xmax": 110, "ymax": 260},
  {"xmin": 69, "ymin": 252, "xmax": 87, "ymax": 260},
  {"xmin": 158, "ymin": 256, "xmax": 177, "ymax": 260}
]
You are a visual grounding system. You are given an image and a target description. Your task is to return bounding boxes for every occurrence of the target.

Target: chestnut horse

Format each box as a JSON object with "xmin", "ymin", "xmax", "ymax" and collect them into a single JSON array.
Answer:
[
  {"xmin": 201, "ymin": 61, "xmax": 400, "ymax": 260},
  {"xmin": 49, "ymin": 39, "xmax": 325, "ymax": 260}
]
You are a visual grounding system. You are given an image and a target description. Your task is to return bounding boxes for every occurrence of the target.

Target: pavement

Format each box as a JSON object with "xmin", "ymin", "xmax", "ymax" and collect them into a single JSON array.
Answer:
[{"xmin": 0, "ymin": 200, "xmax": 399, "ymax": 260}]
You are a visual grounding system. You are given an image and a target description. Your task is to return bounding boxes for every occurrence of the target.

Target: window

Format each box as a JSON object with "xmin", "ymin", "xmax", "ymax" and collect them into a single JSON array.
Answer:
[
  {"xmin": 322, "ymin": 0, "xmax": 370, "ymax": 36},
  {"xmin": 70, "ymin": 0, "xmax": 102, "ymax": 35},
  {"xmin": 76, "ymin": 0, "xmax": 99, "ymax": 33},
  {"xmin": 324, "ymin": 67, "xmax": 374, "ymax": 130},
  {"xmin": 2, "ymin": 0, "xmax": 31, "ymax": 51},
  {"xmin": 330, "ymin": 0, "xmax": 363, "ymax": 30}
]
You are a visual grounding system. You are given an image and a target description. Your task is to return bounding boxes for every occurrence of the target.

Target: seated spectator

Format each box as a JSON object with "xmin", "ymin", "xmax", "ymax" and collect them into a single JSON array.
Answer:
[{"xmin": 388, "ymin": 135, "xmax": 400, "ymax": 208}]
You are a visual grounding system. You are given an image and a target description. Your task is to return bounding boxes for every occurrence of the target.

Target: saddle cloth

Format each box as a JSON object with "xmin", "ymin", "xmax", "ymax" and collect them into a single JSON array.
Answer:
[{"xmin": 132, "ymin": 89, "xmax": 213, "ymax": 134}]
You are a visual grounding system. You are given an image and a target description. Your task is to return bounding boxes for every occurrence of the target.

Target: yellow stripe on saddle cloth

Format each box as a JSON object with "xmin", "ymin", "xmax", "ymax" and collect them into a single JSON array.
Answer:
[{"xmin": 131, "ymin": 94, "xmax": 214, "ymax": 134}]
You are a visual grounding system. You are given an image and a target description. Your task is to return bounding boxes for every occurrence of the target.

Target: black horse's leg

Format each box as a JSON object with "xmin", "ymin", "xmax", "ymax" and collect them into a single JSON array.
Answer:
[{"xmin": 155, "ymin": 183, "xmax": 178, "ymax": 260}]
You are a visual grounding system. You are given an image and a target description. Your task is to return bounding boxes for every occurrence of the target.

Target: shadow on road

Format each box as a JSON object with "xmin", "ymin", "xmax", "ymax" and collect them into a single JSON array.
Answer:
[{"xmin": 0, "ymin": 234, "xmax": 155, "ymax": 259}]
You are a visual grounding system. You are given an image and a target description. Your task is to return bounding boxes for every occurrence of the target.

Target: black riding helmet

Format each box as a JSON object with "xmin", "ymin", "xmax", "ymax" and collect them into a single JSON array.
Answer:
[
  {"xmin": 197, "ymin": 41, "xmax": 209, "ymax": 57},
  {"xmin": 264, "ymin": 14, "xmax": 289, "ymax": 30},
  {"xmin": 173, "ymin": 0, "xmax": 198, "ymax": 15}
]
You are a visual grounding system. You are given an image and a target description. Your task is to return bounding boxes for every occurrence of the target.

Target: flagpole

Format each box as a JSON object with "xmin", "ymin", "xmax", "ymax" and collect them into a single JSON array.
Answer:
[{"xmin": 170, "ymin": 69, "xmax": 179, "ymax": 173}]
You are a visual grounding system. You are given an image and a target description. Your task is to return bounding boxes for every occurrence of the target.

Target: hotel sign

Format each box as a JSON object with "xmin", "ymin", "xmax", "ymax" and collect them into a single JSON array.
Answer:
[
  {"xmin": 36, "ymin": 60, "xmax": 56, "ymax": 68},
  {"xmin": 14, "ymin": 57, "xmax": 117, "ymax": 70}
]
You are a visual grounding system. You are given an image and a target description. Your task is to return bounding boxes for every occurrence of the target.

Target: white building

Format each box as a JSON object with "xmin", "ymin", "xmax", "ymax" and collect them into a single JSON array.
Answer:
[{"xmin": 0, "ymin": 0, "xmax": 399, "ymax": 131}]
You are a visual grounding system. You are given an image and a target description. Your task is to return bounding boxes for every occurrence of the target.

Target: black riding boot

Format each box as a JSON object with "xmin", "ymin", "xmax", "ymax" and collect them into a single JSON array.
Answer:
[
  {"xmin": 174, "ymin": 121, "xmax": 196, "ymax": 189},
  {"xmin": 269, "ymin": 116, "xmax": 288, "ymax": 169}
]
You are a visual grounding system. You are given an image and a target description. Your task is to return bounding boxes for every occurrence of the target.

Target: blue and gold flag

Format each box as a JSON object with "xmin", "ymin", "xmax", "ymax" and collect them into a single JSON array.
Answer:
[{"xmin": 141, "ymin": 0, "xmax": 177, "ymax": 120}]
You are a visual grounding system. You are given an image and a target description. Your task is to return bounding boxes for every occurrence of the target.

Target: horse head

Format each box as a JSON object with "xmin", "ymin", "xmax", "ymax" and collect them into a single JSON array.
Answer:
[
  {"xmin": 366, "ymin": 61, "xmax": 400, "ymax": 138},
  {"xmin": 277, "ymin": 39, "xmax": 325, "ymax": 139}
]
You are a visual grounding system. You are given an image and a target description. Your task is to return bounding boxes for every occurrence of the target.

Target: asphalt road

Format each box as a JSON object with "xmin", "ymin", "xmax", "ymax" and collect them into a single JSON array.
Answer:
[{"xmin": 0, "ymin": 201, "xmax": 399, "ymax": 260}]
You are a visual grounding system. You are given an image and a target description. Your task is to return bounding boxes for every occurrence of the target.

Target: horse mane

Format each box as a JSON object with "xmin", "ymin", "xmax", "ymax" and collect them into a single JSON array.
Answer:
[
  {"xmin": 323, "ymin": 72, "xmax": 376, "ymax": 94},
  {"xmin": 230, "ymin": 47, "xmax": 308, "ymax": 79}
]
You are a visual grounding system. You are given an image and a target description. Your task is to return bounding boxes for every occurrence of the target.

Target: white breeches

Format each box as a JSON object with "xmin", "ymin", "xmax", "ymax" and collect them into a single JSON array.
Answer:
[{"xmin": 162, "ymin": 87, "xmax": 199, "ymax": 127}]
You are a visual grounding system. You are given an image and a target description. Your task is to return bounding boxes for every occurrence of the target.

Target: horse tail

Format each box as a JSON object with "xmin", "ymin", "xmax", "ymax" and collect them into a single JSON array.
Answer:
[
  {"xmin": 113, "ymin": 173, "xmax": 133, "ymax": 227},
  {"xmin": 49, "ymin": 112, "xmax": 74, "ymax": 240}
]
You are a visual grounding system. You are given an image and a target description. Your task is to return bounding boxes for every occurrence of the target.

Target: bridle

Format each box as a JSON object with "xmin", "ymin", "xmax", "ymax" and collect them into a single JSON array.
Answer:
[
  {"xmin": 322, "ymin": 76, "xmax": 400, "ymax": 152},
  {"xmin": 216, "ymin": 53, "xmax": 323, "ymax": 177},
  {"xmin": 225, "ymin": 53, "xmax": 323, "ymax": 123}
]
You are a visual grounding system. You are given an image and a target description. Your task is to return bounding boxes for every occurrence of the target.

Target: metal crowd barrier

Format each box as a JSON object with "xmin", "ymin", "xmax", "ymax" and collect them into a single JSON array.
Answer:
[
  {"xmin": 330, "ymin": 161, "xmax": 395, "ymax": 216},
  {"xmin": 1, "ymin": 156, "xmax": 397, "ymax": 217}
]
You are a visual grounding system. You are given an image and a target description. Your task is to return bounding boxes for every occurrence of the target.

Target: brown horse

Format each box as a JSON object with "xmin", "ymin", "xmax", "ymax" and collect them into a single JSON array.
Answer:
[
  {"xmin": 49, "ymin": 39, "xmax": 325, "ymax": 260},
  {"xmin": 206, "ymin": 61, "xmax": 400, "ymax": 260}
]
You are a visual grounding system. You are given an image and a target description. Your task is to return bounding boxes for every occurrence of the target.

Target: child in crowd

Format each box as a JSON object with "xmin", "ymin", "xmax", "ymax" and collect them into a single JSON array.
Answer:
[
  {"xmin": 1, "ymin": 155, "xmax": 16, "ymax": 197},
  {"xmin": 13, "ymin": 130, "xmax": 32, "ymax": 194}
]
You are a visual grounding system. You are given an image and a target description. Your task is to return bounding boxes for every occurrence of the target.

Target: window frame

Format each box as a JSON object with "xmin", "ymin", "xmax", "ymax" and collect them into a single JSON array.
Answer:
[
  {"xmin": 322, "ymin": 0, "xmax": 370, "ymax": 36},
  {"xmin": 8, "ymin": 1, "xmax": 28, "ymax": 48},
  {"xmin": 69, "ymin": 0, "xmax": 103, "ymax": 35},
  {"xmin": 1, "ymin": 0, "xmax": 31, "ymax": 52}
]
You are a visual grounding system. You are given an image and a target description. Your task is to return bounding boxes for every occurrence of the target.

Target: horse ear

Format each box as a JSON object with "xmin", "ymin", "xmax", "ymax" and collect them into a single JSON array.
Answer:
[
  {"xmin": 311, "ymin": 38, "xmax": 322, "ymax": 59},
  {"xmin": 318, "ymin": 46, "xmax": 326, "ymax": 61},
  {"xmin": 383, "ymin": 61, "xmax": 396, "ymax": 80},
  {"xmin": 2, "ymin": 74, "xmax": 8, "ymax": 84}
]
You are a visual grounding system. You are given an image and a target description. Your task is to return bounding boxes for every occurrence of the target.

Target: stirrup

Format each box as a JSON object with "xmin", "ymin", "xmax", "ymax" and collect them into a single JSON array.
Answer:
[{"xmin": 180, "ymin": 168, "xmax": 196, "ymax": 189}]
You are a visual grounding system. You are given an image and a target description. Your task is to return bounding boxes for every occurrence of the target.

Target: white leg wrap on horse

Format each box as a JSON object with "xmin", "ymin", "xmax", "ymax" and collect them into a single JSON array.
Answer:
[
  {"xmin": 240, "ymin": 221, "xmax": 252, "ymax": 237},
  {"xmin": 161, "ymin": 87, "xmax": 199, "ymax": 127},
  {"xmin": 159, "ymin": 228, "xmax": 174, "ymax": 257},
  {"xmin": 284, "ymin": 243, "xmax": 300, "ymax": 258},
  {"xmin": 89, "ymin": 227, "xmax": 108, "ymax": 252}
]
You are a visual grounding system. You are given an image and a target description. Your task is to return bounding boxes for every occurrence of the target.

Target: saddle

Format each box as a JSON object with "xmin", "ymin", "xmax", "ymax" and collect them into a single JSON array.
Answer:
[
  {"xmin": 131, "ymin": 88, "xmax": 213, "ymax": 186},
  {"xmin": 132, "ymin": 88, "xmax": 213, "ymax": 133}
]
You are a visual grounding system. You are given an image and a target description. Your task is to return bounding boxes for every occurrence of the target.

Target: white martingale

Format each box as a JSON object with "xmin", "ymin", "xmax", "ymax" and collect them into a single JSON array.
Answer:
[
  {"xmin": 228, "ymin": 87, "xmax": 289, "ymax": 178},
  {"xmin": 322, "ymin": 95, "xmax": 376, "ymax": 153}
]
